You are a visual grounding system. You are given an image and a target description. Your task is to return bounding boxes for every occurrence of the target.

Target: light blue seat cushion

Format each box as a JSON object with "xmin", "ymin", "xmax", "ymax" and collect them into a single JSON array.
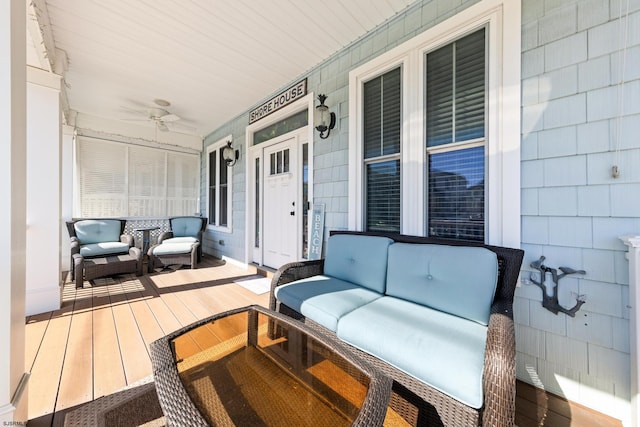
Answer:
[
  {"xmin": 275, "ymin": 275, "xmax": 383, "ymax": 331},
  {"xmin": 171, "ymin": 217, "xmax": 203, "ymax": 238},
  {"xmin": 162, "ymin": 236, "xmax": 199, "ymax": 245},
  {"xmin": 74, "ymin": 219, "xmax": 122, "ymax": 244},
  {"xmin": 80, "ymin": 242, "xmax": 130, "ymax": 257},
  {"xmin": 323, "ymin": 234, "xmax": 394, "ymax": 293},
  {"xmin": 386, "ymin": 243, "xmax": 498, "ymax": 325},
  {"xmin": 337, "ymin": 297, "xmax": 488, "ymax": 409},
  {"xmin": 151, "ymin": 242, "xmax": 196, "ymax": 256}
]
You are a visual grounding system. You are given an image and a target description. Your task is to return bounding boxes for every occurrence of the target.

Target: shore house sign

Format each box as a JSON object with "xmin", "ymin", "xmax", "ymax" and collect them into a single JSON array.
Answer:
[{"xmin": 249, "ymin": 79, "xmax": 307, "ymax": 124}]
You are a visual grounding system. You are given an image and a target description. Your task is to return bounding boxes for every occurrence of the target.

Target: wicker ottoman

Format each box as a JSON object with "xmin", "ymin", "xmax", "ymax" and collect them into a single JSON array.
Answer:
[
  {"xmin": 73, "ymin": 247, "xmax": 142, "ymax": 289},
  {"xmin": 147, "ymin": 241, "xmax": 200, "ymax": 272}
]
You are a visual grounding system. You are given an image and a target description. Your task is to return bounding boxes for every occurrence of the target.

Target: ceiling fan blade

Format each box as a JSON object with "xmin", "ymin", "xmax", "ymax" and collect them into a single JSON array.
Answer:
[{"xmin": 160, "ymin": 113, "xmax": 180, "ymax": 122}]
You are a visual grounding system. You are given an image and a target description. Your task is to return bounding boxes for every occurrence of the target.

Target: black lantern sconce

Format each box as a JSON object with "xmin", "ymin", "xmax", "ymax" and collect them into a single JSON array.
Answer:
[
  {"xmin": 222, "ymin": 141, "xmax": 239, "ymax": 167},
  {"xmin": 314, "ymin": 94, "xmax": 336, "ymax": 139}
]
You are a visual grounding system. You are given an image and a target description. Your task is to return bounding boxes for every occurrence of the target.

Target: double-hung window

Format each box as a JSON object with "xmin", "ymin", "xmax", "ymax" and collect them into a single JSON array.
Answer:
[
  {"xmin": 207, "ymin": 137, "xmax": 233, "ymax": 232},
  {"xmin": 363, "ymin": 67, "xmax": 402, "ymax": 233},
  {"xmin": 349, "ymin": 1, "xmax": 521, "ymax": 246},
  {"xmin": 426, "ymin": 28, "xmax": 486, "ymax": 241}
]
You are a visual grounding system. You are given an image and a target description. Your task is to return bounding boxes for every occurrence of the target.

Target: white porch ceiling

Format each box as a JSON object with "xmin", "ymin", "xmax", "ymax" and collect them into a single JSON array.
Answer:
[{"xmin": 32, "ymin": 0, "xmax": 418, "ymax": 139}]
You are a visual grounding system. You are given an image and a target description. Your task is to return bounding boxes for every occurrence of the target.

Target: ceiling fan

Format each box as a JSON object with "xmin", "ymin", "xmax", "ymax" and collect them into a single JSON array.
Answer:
[
  {"xmin": 121, "ymin": 99, "xmax": 184, "ymax": 132},
  {"xmin": 148, "ymin": 107, "xmax": 181, "ymax": 132}
]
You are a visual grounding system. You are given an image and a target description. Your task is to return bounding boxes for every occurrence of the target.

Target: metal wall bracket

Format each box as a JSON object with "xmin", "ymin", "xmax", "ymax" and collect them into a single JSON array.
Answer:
[{"xmin": 529, "ymin": 256, "xmax": 586, "ymax": 317}]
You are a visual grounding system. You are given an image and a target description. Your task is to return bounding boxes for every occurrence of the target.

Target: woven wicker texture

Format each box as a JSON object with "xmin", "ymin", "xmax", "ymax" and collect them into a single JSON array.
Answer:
[
  {"xmin": 73, "ymin": 247, "xmax": 142, "ymax": 288},
  {"xmin": 270, "ymin": 231, "xmax": 525, "ymax": 427},
  {"xmin": 150, "ymin": 306, "xmax": 392, "ymax": 427}
]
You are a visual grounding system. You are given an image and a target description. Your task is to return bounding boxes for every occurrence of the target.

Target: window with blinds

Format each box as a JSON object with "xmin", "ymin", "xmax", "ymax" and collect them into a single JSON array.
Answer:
[
  {"xmin": 207, "ymin": 139, "xmax": 233, "ymax": 231},
  {"xmin": 363, "ymin": 67, "xmax": 401, "ymax": 233},
  {"xmin": 77, "ymin": 138, "xmax": 199, "ymax": 218},
  {"xmin": 426, "ymin": 28, "xmax": 486, "ymax": 241},
  {"xmin": 426, "ymin": 29, "xmax": 485, "ymax": 147}
]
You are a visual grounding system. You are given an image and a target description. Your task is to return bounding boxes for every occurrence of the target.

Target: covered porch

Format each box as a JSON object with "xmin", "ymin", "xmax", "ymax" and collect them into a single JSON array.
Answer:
[{"xmin": 2, "ymin": 0, "xmax": 638, "ymax": 425}]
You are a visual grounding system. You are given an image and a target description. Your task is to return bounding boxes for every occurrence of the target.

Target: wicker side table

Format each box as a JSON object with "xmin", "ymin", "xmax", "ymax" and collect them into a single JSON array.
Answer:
[{"xmin": 73, "ymin": 247, "xmax": 142, "ymax": 288}]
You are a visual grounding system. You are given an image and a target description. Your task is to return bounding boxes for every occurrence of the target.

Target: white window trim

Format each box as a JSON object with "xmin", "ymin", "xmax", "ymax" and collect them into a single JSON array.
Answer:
[
  {"xmin": 206, "ymin": 135, "xmax": 233, "ymax": 233},
  {"xmin": 348, "ymin": 0, "xmax": 521, "ymax": 247}
]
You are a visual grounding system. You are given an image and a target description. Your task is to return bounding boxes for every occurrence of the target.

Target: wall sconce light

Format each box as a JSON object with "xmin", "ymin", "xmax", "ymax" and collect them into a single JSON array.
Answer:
[
  {"xmin": 222, "ymin": 141, "xmax": 239, "ymax": 167},
  {"xmin": 314, "ymin": 94, "xmax": 336, "ymax": 139}
]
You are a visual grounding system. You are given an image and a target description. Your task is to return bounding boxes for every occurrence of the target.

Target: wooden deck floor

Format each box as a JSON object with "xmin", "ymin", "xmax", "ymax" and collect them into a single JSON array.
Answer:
[
  {"xmin": 25, "ymin": 255, "xmax": 622, "ymax": 427},
  {"xmin": 26, "ymin": 255, "xmax": 270, "ymax": 426}
]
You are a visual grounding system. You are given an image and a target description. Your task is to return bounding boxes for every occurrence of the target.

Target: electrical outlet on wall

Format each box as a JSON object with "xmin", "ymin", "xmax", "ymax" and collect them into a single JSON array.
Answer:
[{"xmin": 519, "ymin": 274, "xmax": 532, "ymax": 286}]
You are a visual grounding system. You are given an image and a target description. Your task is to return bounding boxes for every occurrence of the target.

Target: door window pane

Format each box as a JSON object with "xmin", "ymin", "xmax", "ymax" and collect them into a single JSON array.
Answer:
[{"xmin": 254, "ymin": 110, "xmax": 308, "ymax": 145}]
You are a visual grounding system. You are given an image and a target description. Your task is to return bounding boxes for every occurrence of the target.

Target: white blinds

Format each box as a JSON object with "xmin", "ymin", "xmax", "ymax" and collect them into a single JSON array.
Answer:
[
  {"xmin": 167, "ymin": 152, "xmax": 199, "ymax": 216},
  {"xmin": 77, "ymin": 138, "xmax": 199, "ymax": 218},
  {"xmin": 77, "ymin": 140, "xmax": 127, "ymax": 217},
  {"xmin": 128, "ymin": 146, "xmax": 166, "ymax": 216}
]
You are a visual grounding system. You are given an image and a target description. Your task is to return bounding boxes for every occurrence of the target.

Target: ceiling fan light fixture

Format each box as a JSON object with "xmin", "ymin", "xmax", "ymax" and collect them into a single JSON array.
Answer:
[{"xmin": 153, "ymin": 98, "xmax": 171, "ymax": 107}]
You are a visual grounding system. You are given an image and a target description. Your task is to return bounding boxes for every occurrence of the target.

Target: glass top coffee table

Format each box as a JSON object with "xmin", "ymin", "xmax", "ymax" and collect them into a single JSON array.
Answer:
[{"xmin": 150, "ymin": 305, "xmax": 391, "ymax": 427}]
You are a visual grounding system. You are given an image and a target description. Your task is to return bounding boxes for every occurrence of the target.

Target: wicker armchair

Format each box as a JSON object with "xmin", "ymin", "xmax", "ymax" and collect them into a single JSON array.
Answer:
[
  {"xmin": 148, "ymin": 216, "xmax": 207, "ymax": 271},
  {"xmin": 270, "ymin": 231, "xmax": 524, "ymax": 427},
  {"xmin": 66, "ymin": 218, "xmax": 134, "ymax": 281}
]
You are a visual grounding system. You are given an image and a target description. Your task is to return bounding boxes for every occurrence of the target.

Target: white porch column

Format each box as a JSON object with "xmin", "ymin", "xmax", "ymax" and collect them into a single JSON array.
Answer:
[
  {"xmin": 621, "ymin": 235, "xmax": 640, "ymax": 427},
  {"xmin": 0, "ymin": 0, "xmax": 29, "ymax": 423},
  {"xmin": 61, "ymin": 125, "xmax": 75, "ymax": 272},
  {"xmin": 25, "ymin": 67, "xmax": 62, "ymax": 316}
]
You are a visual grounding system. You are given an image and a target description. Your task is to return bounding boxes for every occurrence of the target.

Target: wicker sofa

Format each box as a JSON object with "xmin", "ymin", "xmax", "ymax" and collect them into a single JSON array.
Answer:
[{"xmin": 270, "ymin": 231, "xmax": 524, "ymax": 427}]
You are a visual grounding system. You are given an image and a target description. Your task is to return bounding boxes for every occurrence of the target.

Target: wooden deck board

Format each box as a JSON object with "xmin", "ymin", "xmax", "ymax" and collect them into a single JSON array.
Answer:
[
  {"xmin": 24, "ymin": 311, "xmax": 52, "ymax": 372},
  {"xmin": 26, "ymin": 305, "xmax": 74, "ymax": 418},
  {"xmin": 92, "ymin": 294, "xmax": 126, "ymax": 399},
  {"xmin": 107, "ymin": 279, "xmax": 153, "ymax": 386},
  {"xmin": 54, "ymin": 289, "xmax": 94, "ymax": 411},
  {"xmin": 25, "ymin": 255, "xmax": 622, "ymax": 426}
]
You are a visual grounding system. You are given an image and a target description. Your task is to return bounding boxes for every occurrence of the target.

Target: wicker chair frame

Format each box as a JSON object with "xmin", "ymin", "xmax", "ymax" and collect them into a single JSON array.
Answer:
[{"xmin": 66, "ymin": 218, "xmax": 134, "ymax": 281}]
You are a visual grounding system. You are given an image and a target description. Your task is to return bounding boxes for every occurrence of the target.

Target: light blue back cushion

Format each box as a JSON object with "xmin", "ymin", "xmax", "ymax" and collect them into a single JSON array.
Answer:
[
  {"xmin": 337, "ymin": 297, "xmax": 488, "ymax": 409},
  {"xmin": 171, "ymin": 217, "xmax": 202, "ymax": 238},
  {"xmin": 386, "ymin": 243, "xmax": 498, "ymax": 325},
  {"xmin": 323, "ymin": 234, "xmax": 394, "ymax": 293},
  {"xmin": 74, "ymin": 220, "xmax": 122, "ymax": 245}
]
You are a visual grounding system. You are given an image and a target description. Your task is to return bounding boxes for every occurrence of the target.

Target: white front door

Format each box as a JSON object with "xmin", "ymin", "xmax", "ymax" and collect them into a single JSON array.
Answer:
[{"xmin": 262, "ymin": 137, "xmax": 298, "ymax": 268}]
